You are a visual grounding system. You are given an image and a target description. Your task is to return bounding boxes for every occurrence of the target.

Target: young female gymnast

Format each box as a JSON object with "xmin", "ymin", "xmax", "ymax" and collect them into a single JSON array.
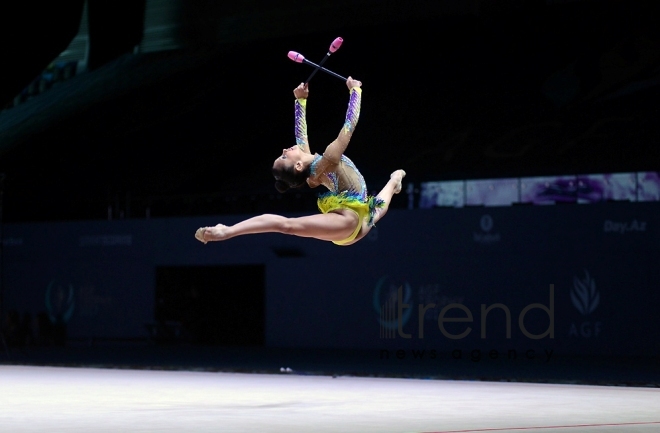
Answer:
[{"xmin": 194, "ymin": 77, "xmax": 405, "ymax": 246}]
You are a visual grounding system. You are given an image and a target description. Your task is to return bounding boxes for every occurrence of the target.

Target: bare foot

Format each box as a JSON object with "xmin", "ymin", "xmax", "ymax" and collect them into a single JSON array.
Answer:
[
  {"xmin": 195, "ymin": 227, "xmax": 209, "ymax": 244},
  {"xmin": 205, "ymin": 224, "xmax": 230, "ymax": 241},
  {"xmin": 195, "ymin": 224, "xmax": 229, "ymax": 243},
  {"xmin": 390, "ymin": 169, "xmax": 406, "ymax": 194}
]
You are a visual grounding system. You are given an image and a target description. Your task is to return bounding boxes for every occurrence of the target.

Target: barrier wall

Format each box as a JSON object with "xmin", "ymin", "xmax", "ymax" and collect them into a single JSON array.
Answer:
[{"xmin": 2, "ymin": 202, "xmax": 659, "ymax": 356}]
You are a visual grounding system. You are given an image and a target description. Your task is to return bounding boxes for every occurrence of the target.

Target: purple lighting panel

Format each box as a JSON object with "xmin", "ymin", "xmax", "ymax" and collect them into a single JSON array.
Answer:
[
  {"xmin": 637, "ymin": 171, "xmax": 660, "ymax": 201},
  {"xmin": 520, "ymin": 175, "xmax": 577, "ymax": 204},
  {"xmin": 465, "ymin": 178, "xmax": 519, "ymax": 206},
  {"xmin": 576, "ymin": 173, "xmax": 637, "ymax": 203},
  {"xmin": 419, "ymin": 181, "xmax": 465, "ymax": 208}
]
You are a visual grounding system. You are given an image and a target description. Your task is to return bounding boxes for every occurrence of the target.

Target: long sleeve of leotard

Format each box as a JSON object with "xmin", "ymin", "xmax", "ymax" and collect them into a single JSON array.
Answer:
[
  {"xmin": 342, "ymin": 87, "xmax": 361, "ymax": 134},
  {"xmin": 294, "ymin": 98, "xmax": 310, "ymax": 153},
  {"xmin": 323, "ymin": 87, "xmax": 362, "ymax": 164}
]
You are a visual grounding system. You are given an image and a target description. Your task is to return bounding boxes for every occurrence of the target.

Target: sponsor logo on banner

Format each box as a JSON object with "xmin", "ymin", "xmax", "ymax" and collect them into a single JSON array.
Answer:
[
  {"xmin": 78, "ymin": 284, "xmax": 114, "ymax": 318},
  {"xmin": 373, "ymin": 275, "xmax": 413, "ymax": 338},
  {"xmin": 570, "ymin": 269, "xmax": 600, "ymax": 315},
  {"xmin": 603, "ymin": 219, "xmax": 647, "ymax": 234},
  {"xmin": 375, "ymin": 279, "xmax": 557, "ymax": 363},
  {"xmin": 473, "ymin": 214, "xmax": 501, "ymax": 244},
  {"xmin": 45, "ymin": 279, "xmax": 76, "ymax": 324},
  {"xmin": 375, "ymin": 276, "xmax": 555, "ymax": 341},
  {"xmin": 569, "ymin": 270, "xmax": 602, "ymax": 338}
]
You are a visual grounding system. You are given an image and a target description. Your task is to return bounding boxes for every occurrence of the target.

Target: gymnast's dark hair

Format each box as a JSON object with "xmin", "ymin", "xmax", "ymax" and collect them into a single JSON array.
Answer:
[{"xmin": 272, "ymin": 164, "xmax": 311, "ymax": 193}]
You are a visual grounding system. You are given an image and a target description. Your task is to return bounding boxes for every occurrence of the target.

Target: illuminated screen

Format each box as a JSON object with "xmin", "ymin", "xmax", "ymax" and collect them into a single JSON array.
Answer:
[{"xmin": 466, "ymin": 178, "xmax": 519, "ymax": 206}]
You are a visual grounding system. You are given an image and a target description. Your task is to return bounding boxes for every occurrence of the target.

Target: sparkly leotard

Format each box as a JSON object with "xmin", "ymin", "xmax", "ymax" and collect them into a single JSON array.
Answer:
[{"xmin": 295, "ymin": 87, "xmax": 384, "ymax": 245}]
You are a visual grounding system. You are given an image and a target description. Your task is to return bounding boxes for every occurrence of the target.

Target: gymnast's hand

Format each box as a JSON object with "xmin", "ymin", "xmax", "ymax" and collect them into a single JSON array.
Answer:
[
  {"xmin": 293, "ymin": 82, "xmax": 309, "ymax": 99},
  {"xmin": 346, "ymin": 76, "xmax": 361, "ymax": 91}
]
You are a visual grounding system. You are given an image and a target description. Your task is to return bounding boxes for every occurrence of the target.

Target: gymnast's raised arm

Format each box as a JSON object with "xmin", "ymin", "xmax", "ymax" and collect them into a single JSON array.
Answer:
[
  {"xmin": 321, "ymin": 77, "xmax": 362, "ymax": 164},
  {"xmin": 293, "ymin": 83, "xmax": 311, "ymax": 154}
]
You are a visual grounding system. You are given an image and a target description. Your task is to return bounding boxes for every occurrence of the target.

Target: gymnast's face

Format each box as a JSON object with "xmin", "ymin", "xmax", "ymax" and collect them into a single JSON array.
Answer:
[{"xmin": 273, "ymin": 146, "xmax": 303, "ymax": 172}]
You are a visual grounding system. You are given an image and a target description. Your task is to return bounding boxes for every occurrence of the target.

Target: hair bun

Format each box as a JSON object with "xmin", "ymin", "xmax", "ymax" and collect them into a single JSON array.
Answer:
[{"xmin": 274, "ymin": 180, "xmax": 290, "ymax": 193}]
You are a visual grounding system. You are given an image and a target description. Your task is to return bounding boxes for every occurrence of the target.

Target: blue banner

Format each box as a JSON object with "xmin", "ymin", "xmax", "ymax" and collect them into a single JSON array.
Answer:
[{"xmin": 2, "ymin": 202, "xmax": 658, "ymax": 356}]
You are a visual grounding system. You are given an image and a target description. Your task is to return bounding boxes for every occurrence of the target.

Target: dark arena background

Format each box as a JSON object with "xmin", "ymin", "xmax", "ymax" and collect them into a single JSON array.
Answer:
[{"xmin": 1, "ymin": 1, "xmax": 660, "ymax": 432}]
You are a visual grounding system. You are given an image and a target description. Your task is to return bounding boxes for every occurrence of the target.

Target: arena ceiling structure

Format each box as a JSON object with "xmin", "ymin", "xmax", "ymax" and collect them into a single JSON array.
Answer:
[{"xmin": 0, "ymin": 0, "xmax": 658, "ymax": 222}]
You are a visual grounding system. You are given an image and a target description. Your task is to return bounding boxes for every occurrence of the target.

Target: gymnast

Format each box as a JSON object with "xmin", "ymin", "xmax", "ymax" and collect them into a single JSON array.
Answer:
[{"xmin": 194, "ymin": 77, "xmax": 405, "ymax": 246}]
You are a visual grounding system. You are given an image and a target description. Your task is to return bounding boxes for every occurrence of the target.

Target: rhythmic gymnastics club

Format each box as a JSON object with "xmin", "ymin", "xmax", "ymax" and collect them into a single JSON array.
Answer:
[
  {"xmin": 305, "ymin": 37, "xmax": 343, "ymax": 83},
  {"xmin": 288, "ymin": 51, "xmax": 347, "ymax": 82}
]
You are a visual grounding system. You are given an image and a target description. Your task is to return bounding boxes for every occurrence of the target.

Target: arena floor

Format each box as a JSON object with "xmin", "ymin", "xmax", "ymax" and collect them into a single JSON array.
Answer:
[{"xmin": 1, "ymin": 365, "xmax": 659, "ymax": 432}]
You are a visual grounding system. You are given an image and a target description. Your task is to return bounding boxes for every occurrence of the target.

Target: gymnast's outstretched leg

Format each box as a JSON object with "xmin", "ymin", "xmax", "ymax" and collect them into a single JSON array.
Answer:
[
  {"xmin": 340, "ymin": 169, "xmax": 406, "ymax": 246},
  {"xmin": 195, "ymin": 210, "xmax": 359, "ymax": 243},
  {"xmin": 372, "ymin": 169, "xmax": 406, "ymax": 225}
]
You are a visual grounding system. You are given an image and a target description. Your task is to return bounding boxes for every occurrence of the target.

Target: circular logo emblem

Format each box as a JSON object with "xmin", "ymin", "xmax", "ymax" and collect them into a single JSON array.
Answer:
[
  {"xmin": 45, "ymin": 279, "xmax": 76, "ymax": 324},
  {"xmin": 480, "ymin": 214, "xmax": 494, "ymax": 232}
]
